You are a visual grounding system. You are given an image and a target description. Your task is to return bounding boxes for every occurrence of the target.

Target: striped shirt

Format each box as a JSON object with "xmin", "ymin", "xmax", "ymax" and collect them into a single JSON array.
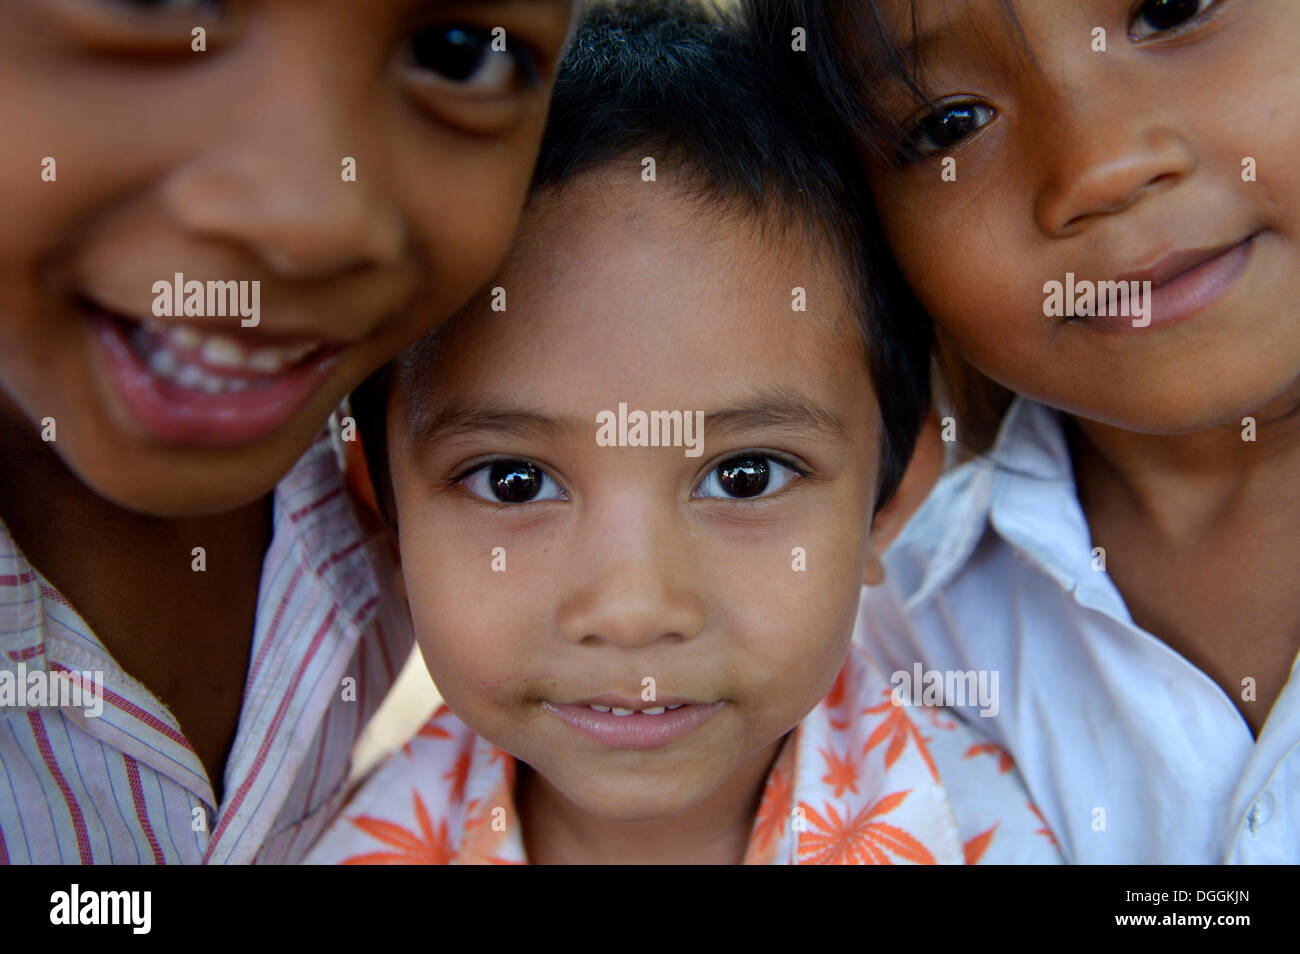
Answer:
[{"xmin": 0, "ymin": 426, "xmax": 411, "ymax": 864}]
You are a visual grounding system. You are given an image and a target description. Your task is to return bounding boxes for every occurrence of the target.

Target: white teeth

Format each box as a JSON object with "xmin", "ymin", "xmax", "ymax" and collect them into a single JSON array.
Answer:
[
  {"xmin": 199, "ymin": 336, "xmax": 247, "ymax": 369},
  {"xmin": 585, "ymin": 703, "xmax": 682, "ymax": 715},
  {"xmin": 127, "ymin": 319, "xmax": 323, "ymax": 392},
  {"xmin": 147, "ymin": 346, "xmax": 178, "ymax": 377},
  {"xmin": 175, "ymin": 364, "xmax": 204, "ymax": 389},
  {"xmin": 246, "ymin": 349, "xmax": 286, "ymax": 373},
  {"xmin": 167, "ymin": 325, "xmax": 203, "ymax": 352},
  {"xmin": 280, "ymin": 341, "xmax": 320, "ymax": 364}
]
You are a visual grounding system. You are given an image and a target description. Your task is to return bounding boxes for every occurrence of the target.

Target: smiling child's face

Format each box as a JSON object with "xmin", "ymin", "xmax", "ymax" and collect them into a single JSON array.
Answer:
[
  {"xmin": 862, "ymin": 0, "xmax": 1300, "ymax": 433},
  {"xmin": 385, "ymin": 170, "xmax": 883, "ymax": 823},
  {"xmin": 0, "ymin": 0, "xmax": 573, "ymax": 516}
]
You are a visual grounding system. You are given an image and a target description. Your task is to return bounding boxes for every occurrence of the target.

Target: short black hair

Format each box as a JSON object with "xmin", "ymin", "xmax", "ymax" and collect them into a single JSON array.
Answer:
[{"xmin": 354, "ymin": 0, "xmax": 931, "ymax": 517}]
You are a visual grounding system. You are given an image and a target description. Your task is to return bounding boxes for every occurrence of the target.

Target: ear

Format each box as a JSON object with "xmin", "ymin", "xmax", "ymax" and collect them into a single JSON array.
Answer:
[
  {"xmin": 342, "ymin": 422, "xmax": 405, "ymax": 598},
  {"xmin": 343, "ymin": 426, "xmax": 385, "ymax": 523},
  {"xmin": 862, "ymin": 545, "xmax": 886, "ymax": 586},
  {"xmin": 866, "ymin": 410, "xmax": 944, "ymax": 575}
]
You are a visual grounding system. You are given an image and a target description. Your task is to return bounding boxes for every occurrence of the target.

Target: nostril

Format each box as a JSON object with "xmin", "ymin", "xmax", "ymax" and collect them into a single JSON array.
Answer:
[{"xmin": 1144, "ymin": 170, "xmax": 1180, "ymax": 192}]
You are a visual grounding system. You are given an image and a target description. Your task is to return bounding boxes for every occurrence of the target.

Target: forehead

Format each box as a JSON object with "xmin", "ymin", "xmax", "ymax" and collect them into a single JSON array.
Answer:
[
  {"xmin": 397, "ymin": 169, "xmax": 872, "ymax": 416},
  {"xmin": 846, "ymin": 0, "xmax": 1029, "ymax": 77}
]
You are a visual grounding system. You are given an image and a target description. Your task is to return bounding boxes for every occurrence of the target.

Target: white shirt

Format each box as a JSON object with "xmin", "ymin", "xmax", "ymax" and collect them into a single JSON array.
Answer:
[{"xmin": 855, "ymin": 397, "xmax": 1298, "ymax": 864}]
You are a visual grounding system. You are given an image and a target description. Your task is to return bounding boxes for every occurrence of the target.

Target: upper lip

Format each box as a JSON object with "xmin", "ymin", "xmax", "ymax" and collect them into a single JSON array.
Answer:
[
  {"xmin": 1116, "ymin": 236, "xmax": 1252, "ymax": 288},
  {"xmin": 561, "ymin": 694, "xmax": 710, "ymax": 709},
  {"xmin": 79, "ymin": 292, "xmax": 345, "ymax": 348}
]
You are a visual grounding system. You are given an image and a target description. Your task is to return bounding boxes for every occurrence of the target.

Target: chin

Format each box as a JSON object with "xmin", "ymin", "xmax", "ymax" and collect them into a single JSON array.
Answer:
[
  {"xmin": 553, "ymin": 776, "xmax": 705, "ymax": 823},
  {"xmin": 65, "ymin": 448, "xmax": 278, "ymax": 518}
]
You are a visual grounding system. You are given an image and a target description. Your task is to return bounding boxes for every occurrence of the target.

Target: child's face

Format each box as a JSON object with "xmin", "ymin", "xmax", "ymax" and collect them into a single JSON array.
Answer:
[
  {"xmin": 386, "ymin": 173, "xmax": 883, "ymax": 823},
  {"xmin": 0, "ymin": 0, "xmax": 573, "ymax": 516},
  {"xmin": 862, "ymin": 0, "xmax": 1300, "ymax": 433}
]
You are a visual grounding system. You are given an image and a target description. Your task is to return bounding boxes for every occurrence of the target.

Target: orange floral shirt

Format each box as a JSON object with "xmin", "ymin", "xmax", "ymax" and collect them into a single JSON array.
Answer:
[{"xmin": 305, "ymin": 644, "xmax": 1063, "ymax": 864}]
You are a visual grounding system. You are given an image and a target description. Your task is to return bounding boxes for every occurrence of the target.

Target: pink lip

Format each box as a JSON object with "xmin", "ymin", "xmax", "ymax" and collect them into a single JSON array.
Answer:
[
  {"xmin": 1100, "ymin": 234, "xmax": 1257, "ymax": 330},
  {"xmin": 542, "ymin": 700, "xmax": 725, "ymax": 751},
  {"xmin": 1117, "ymin": 239, "xmax": 1249, "ymax": 288},
  {"xmin": 93, "ymin": 310, "xmax": 343, "ymax": 449}
]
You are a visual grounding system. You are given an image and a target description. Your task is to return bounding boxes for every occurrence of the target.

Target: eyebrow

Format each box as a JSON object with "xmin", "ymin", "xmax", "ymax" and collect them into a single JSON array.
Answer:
[
  {"xmin": 407, "ymin": 399, "xmax": 580, "ymax": 450},
  {"xmin": 703, "ymin": 393, "xmax": 848, "ymax": 442},
  {"xmin": 406, "ymin": 390, "xmax": 849, "ymax": 451}
]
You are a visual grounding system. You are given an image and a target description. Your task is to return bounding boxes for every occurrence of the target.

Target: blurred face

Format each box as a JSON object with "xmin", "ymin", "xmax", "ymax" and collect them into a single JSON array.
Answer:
[
  {"xmin": 0, "ymin": 0, "xmax": 574, "ymax": 516},
  {"xmin": 861, "ymin": 0, "xmax": 1300, "ymax": 433},
  {"xmin": 386, "ymin": 174, "xmax": 882, "ymax": 822}
]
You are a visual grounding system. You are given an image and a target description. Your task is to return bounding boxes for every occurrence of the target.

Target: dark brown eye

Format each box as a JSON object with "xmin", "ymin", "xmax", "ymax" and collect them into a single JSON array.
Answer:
[
  {"xmin": 490, "ymin": 461, "xmax": 541, "ymax": 502},
  {"xmin": 718, "ymin": 458, "xmax": 768, "ymax": 498},
  {"xmin": 695, "ymin": 455, "xmax": 801, "ymax": 500},
  {"xmin": 922, "ymin": 107, "xmax": 978, "ymax": 147},
  {"xmin": 1138, "ymin": 0, "xmax": 1199, "ymax": 30},
  {"xmin": 1130, "ymin": 0, "xmax": 1219, "ymax": 39},
  {"xmin": 410, "ymin": 24, "xmax": 536, "ymax": 90},
  {"xmin": 905, "ymin": 101, "xmax": 995, "ymax": 157},
  {"xmin": 460, "ymin": 459, "xmax": 565, "ymax": 504}
]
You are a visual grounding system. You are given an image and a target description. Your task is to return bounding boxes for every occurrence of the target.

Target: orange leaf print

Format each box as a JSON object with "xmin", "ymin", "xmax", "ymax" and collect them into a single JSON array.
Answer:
[
  {"xmin": 464, "ymin": 798, "xmax": 480, "ymax": 821},
  {"xmin": 751, "ymin": 763, "xmax": 794, "ymax": 855},
  {"xmin": 963, "ymin": 824, "xmax": 998, "ymax": 864},
  {"xmin": 343, "ymin": 791, "xmax": 455, "ymax": 864},
  {"xmin": 401, "ymin": 712, "xmax": 454, "ymax": 757},
  {"xmin": 824, "ymin": 665, "xmax": 851, "ymax": 729},
  {"xmin": 964, "ymin": 741, "xmax": 1015, "ymax": 774},
  {"xmin": 924, "ymin": 707, "xmax": 957, "ymax": 731},
  {"xmin": 818, "ymin": 746, "xmax": 859, "ymax": 799},
  {"xmin": 796, "ymin": 791, "xmax": 936, "ymax": 865},
  {"xmin": 863, "ymin": 789, "xmax": 911, "ymax": 819},
  {"xmin": 1028, "ymin": 802, "xmax": 1059, "ymax": 849},
  {"xmin": 444, "ymin": 747, "xmax": 471, "ymax": 805},
  {"xmin": 824, "ymin": 665, "xmax": 848, "ymax": 711},
  {"xmin": 862, "ymin": 691, "xmax": 939, "ymax": 781}
]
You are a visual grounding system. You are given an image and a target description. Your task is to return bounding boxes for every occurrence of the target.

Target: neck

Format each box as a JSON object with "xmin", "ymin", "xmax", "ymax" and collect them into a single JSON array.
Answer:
[
  {"xmin": 0, "ymin": 410, "xmax": 272, "ymax": 593},
  {"xmin": 1068, "ymin": 379, "xmax": 1300, "ymax": 541},
  {"xmin": 517, "ymin": 735, "xmax": 786, "ymax": 865}
]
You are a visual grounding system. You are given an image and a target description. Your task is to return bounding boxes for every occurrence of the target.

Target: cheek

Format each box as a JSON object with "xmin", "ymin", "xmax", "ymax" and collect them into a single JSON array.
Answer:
[
  {"xmin": 878, "ymin": 183, "xmax": 1044, "ymax": 361},
  {"xmin": 396, "ymin": 509, "xmax": 554, "ymax": 712},
  {"xmin": 397, "ymin": 137, "xmax": 540, "ymax": 317},
  {"xmin": 717, "ymin": 498, "xmax": 868, "ymax": 714},
  {"xmin": 1232, "ymin": 61, "xmax": 1300, "ymax": 237}
]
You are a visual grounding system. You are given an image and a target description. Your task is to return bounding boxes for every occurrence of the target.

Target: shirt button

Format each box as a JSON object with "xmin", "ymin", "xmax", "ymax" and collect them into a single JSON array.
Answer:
[{"xmin": 1247, "ymin": 791, "xmax": 1275, "ymax": 832}]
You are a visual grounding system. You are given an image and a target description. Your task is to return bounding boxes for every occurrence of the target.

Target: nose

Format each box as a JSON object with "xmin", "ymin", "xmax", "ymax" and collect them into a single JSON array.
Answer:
[
  {"xmin": 555, "ymin": 503, "xmax": 707, "ymax": 650},
  {"xmin": 159, "ymin": 72, "xmax": 406, "ymax": 280},
  {"xmin": 1033, "ymin": 86, "xmax": 1195, "ymax": 236}
]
